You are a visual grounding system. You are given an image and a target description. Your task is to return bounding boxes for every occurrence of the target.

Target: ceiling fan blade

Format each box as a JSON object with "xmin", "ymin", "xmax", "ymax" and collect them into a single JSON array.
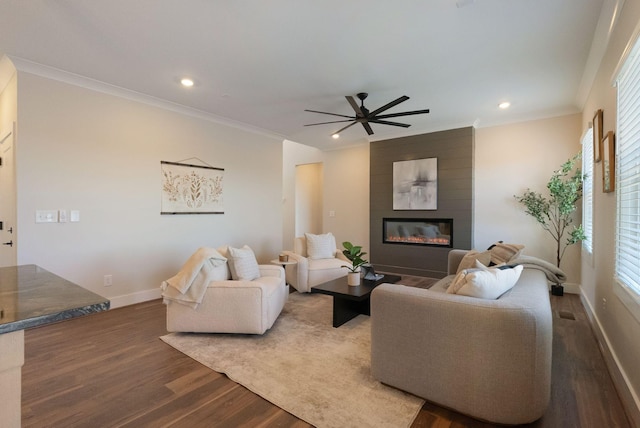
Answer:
[
  {"xmin": 362, "ymin": 122, "xmax": 374, "ymax": 135},
  {"xmin": 368, "ymin": 119, "xmax": 411, "ymax": 128},
  {"xmin": 374, "ymin": 109, "xmax": 430, "ymax": 119},
  {"xmin": 346, "ymin": 96, "xmax": 365, "ymax": 117},
  {"xmin": 333, "ymin": 121, "xmax": 358, "ymax": 135},
  {"xmin": 304, "ymin": 109, "xmax": 354, "ymax": 119},
  {"xmin": 367, "ymin": 95, "xmax": 410, "ymax": 117},
  {"xmin": 304, "ymin": 119, "xmax": 354, "ymax": 126}
]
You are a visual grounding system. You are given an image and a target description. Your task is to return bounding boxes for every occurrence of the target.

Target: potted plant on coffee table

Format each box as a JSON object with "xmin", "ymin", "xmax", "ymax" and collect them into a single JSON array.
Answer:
[{"xmin": 341, "ymin": 241, "xmax": 368, "ymax": 286}]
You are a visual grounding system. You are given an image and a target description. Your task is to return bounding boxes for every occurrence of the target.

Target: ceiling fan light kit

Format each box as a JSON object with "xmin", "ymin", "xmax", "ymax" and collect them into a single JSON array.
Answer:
[{"xmin": 304, "ymin": 92, "xmax": 430, "ymax": 137}]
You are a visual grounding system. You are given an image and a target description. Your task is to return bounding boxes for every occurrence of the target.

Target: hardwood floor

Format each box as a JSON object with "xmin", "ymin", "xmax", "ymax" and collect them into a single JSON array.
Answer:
[{"xmin": 21, "ymin": 290, "xmax": 631, "ymax": 427}]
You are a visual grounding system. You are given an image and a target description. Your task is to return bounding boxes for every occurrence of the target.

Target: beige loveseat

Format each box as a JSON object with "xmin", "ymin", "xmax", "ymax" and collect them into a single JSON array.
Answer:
[{"xmin": 370, "ymin": 249, "xmax": 553, "ymax": 425}]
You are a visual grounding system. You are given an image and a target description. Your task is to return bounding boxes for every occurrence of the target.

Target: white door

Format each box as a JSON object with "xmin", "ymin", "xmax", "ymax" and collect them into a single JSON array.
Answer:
[{"xmin": 0, "ymin": 123, "xmax": 17, "ymax": 267}]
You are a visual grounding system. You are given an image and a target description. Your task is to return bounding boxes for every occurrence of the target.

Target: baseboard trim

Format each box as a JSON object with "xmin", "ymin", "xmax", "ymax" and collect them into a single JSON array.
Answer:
[
  {"xmin": 108, "ymin": 288, "xmax": 162, "ymax": 309},
  {"xmin": 580, "ymin": 291, "xmax": 640, "ymax": 427}
]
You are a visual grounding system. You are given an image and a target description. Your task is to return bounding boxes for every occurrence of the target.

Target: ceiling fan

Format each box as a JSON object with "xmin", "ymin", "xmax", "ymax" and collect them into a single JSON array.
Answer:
[{"xmin": 304, "ymin": 92, "xmax": 430, "ymax": 136}]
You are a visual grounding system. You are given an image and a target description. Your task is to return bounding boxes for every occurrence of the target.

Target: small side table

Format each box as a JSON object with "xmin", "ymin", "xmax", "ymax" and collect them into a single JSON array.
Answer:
[{"xmin": 270, "ymin": 259, "xmax": 297, "ymax": 287}]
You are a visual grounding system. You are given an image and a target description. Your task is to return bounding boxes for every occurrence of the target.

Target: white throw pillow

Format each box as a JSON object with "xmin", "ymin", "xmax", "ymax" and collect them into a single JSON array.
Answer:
[
  {"xmin": 305, "ymin": 232, "xmax": 336, "ymax": 259},
  {"xmin": 227, "ymin": 245, "xmax": 260, "ymax": 281},
  {"xmin": 447, "ymin": 265, "xmax": 523, "ymax": 299}
]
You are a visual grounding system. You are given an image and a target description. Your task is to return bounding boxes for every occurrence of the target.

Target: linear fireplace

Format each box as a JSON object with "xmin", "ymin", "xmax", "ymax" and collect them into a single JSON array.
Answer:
[{"xmin": 383, "ymin": 218, "xmax": 453, "ymax": 247}]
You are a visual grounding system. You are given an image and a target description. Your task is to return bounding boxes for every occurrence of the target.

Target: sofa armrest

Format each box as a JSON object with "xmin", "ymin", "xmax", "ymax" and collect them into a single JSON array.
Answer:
[
  {"xmin": 334, "ymin": 250, "xmax": 351, "ymax": 263},
  {"xmin": 282, "ymin": 251, "xmax": 309, "ymax": 292},
  {"xmin": 258, "ymin": 264, "xmax": 284, "ymax": 279},
  {"xmin": 447, "ymin": 249, "xmax": 470, "ymax": 275}
]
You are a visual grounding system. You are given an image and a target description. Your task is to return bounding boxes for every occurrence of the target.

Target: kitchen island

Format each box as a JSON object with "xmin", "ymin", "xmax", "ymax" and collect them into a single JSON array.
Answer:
[{"xmin": 0, "ymin": 265, "xmax": 109, "ymax": 428}]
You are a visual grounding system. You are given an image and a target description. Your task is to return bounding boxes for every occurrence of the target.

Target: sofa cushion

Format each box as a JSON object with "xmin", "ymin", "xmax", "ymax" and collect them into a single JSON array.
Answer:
[
  {"xmin": 488, "ymin": 242, "xmax": 524, "ymax": 265},
  {"xmin": 447, "ymin": 264, "xmax": 523, "ymax": 299},
  {"xmin": 228, "ymin": 245, "xmax": 260, "ymax": 281},
  {"xmin": 305, "ymin": 232, "xmax": 336, "ymax": 259},
  {"xmin": 456, "ymin": 250, "xmax": 492, "ymax": 274}
]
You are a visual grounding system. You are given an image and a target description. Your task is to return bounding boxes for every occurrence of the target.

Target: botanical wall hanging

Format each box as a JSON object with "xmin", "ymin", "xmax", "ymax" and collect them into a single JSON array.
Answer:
[
  {"xmin": 393, "ymin": 157, "xmax": 438, "ymax": 210},
  {"xmin": 161, "ymin": 160, "xmax": 224, "ymax": 214}
]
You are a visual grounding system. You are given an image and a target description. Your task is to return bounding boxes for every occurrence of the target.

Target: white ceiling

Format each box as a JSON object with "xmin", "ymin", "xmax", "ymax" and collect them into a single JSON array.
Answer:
[{"xmin": 0, "ymin": 0, "xmax": 607, "ymax": 150}]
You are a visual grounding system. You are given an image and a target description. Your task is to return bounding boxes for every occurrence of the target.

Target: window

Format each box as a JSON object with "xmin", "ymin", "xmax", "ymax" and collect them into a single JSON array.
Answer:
[
  {"xmin": 615, "ymin": 32, "xmax": 640, "ymax": 319},
  {"xmin": 582, "ymin": 127, "xmax": 594, "ymax": 256}
]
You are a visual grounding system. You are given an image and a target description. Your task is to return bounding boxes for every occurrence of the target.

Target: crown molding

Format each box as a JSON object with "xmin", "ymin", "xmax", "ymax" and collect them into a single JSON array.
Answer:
[
  {"xmin": 7, "ymin": 55, "xmax": 285, "ymax": 142},
  {"xmin": 575, "ymin": 0, "xmax": 625, "ymax": 107}
]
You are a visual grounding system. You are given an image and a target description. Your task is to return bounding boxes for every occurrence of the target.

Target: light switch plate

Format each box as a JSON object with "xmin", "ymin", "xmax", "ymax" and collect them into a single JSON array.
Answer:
[
  {"xmin": 70, "ymin": 210, "xmax": 80, "ymax": 222},
  {"xmin": 35, "ymin": 210, "xmax": 58, "ymax": 223},
  {"xmin": 58, "ymin": 210, "xmax": 68, "ymax": 223}
]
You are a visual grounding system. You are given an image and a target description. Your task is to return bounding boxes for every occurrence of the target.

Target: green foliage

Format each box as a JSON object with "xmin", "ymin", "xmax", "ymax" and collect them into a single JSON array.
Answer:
[
  {"xmin": 514, "ymin": 152, "xmax": 587, "ymax": 268},
  {"xmin": 341, "ymin": 241, "xmax": 368, "ymax": 272}
]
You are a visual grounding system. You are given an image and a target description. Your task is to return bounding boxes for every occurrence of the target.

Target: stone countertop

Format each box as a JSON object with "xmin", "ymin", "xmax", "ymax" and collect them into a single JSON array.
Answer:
[{"xmin": 0, "ymin": 264, "xmax": 110, "ymax": 334}]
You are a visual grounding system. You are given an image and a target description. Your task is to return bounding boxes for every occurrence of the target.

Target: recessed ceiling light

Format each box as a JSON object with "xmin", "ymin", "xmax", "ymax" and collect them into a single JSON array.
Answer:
[
  {"xmin": 181, "ymin": 78, "xmax": 194, "ymax": 87},
  {"xmin": 499, "ymin": 101, "xmax": 511, "ymax": 109},
  {"xmin": 332, "ymin": 133, "xmax": 340, "ymax": 139}
]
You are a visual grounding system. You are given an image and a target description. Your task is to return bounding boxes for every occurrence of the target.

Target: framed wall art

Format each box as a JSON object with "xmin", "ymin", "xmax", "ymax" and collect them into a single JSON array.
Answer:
[
  {"xmin": 593, "ymin": 109, "xmax": 603, "ymax": 162},
  {"xmin": 602, "ymin": 131, "xmax": 615, "ymax": 193},
  {"xmin": 393, "ymin": 157, "xmax": 438, "ymax": 210},
  {"xmin": 161, "ymin": 161, "xmax": 224, "ymax": 214}
]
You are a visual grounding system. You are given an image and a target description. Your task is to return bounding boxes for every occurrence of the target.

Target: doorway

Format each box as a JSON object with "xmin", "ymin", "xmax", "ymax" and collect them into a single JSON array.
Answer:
[
  {"xmin": 0, "ymin": 123, "xmax": 17, "ymax": 267},
  {"xmin": 295, "ymin": 163, "xmax": 323, "ymax": 237}
]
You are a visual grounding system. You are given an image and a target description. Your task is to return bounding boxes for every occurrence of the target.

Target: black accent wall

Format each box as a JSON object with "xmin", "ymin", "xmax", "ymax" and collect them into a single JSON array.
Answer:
[{"xmin": 370, "ymin": 127, "xmax": 474, "ymax": 277}]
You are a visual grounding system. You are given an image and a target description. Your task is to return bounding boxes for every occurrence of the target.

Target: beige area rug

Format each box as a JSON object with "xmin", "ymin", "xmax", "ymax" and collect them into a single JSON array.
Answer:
[{"xmin": 160, "ymin": 292, "xmax": 425, "ymax": 428}]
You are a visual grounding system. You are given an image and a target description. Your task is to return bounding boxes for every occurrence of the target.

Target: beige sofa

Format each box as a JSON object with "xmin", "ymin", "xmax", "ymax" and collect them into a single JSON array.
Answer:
[{"xmin": 370, "ymin": 249, "xmax": 552, "ymax": 425}]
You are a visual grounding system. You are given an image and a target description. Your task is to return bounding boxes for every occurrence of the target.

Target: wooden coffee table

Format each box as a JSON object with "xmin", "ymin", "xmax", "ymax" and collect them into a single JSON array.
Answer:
[{"xmin": 311, "ymin": 274, "xmax": 401, "ymax": 327}]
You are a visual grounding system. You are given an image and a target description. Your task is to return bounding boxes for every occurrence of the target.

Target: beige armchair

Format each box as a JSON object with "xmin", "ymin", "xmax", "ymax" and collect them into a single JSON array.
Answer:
[
  {"xmin": 164, "ymin": 246, "xmax": 289, "ymax": 334},
  {"xmin": 283, "ymin": 233, "xmax": 351, "ymax": 293}
]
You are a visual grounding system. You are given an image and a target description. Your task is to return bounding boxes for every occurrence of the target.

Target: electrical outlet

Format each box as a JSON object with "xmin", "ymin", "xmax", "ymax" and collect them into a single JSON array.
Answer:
[
  {"xmin": 58, "ymin": 210, "xmax": 68, "ymax": 223},
  {"xmin": 104, "ymin": 275, "xmax": 113, "ymax": 287}
]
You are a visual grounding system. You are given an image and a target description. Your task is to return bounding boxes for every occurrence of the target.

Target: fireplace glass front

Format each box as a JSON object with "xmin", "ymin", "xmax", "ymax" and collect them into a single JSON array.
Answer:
[{"xmin": 383, "ymin": 218, "xmax": 453, "ymax": 247}]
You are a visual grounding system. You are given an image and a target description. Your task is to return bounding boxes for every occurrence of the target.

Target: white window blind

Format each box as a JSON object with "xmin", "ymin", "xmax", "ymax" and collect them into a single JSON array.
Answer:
[
  {"xmin": 615, "ymin": 34, "xmax": 640, "ymax": 298},
  {"xmin": 582, "ymin": 127, "xmax": 594, "ymax": 254}
]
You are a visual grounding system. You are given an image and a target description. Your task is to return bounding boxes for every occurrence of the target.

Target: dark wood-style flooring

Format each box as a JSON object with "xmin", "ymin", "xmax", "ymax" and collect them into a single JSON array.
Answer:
[{"xmin": 21, "ymin": 284, "xmax": 631, "ymax": 427}]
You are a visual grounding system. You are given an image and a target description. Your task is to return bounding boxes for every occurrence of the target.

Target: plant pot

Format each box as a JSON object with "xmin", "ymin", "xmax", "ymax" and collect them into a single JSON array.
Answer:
[{"xmin": 347, "ymin": 271, "xmax": 361, "ymax": 286}]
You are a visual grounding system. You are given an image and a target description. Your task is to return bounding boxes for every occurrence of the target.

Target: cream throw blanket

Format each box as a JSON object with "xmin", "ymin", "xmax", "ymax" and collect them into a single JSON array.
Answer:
[
  {"xmin": 161, "ymin": 247, "xmax": 227, "ymax": 308},
  {"xmin": 510, "ymin": 255, "xmax": 567, "ymax": 284}
]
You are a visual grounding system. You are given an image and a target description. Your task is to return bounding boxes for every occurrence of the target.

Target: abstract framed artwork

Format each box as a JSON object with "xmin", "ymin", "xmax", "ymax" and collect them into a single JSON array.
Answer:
[
  {"xmin": 602, "ymin": 131, "xmax": 615, "ymax": 193},
  {"xmin": 161, "ymin": 161, "xmax": 224, "ymax": 214},
  {"xmin": 393, "ymin": 157, "xmax": 437, "ymax": 210},
  {"xmin": 593, "ymin": 109, "xmax": 603, "ymax": 162}
]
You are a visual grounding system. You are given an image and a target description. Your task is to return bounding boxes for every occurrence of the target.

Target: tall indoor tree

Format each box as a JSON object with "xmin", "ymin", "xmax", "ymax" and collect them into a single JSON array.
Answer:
[{"xmin": 514, "ymin": 152, "xmax": 587, "ymax": 268}]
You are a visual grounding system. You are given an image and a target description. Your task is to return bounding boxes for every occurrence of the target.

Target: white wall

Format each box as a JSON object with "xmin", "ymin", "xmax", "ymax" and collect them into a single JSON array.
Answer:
[
  {"xmin": 579, "ymin": 0, "xmax": 640, "ymax": 423},
  {"xmin": 16, "ymin": 72, "xmax": 284, "ymax": 307},
  {"xmin": 283, "ymin": 142, "xmax": 370, "ymax": 255},
  {"xmin": 475, "ymin": 114, "xmax": 583, "ymax": 287},
  {"xmin": 294, "ymin": 163, "xmax": 323, "ymax": 236},
  {"xmin": 323, "ymin": 145, "xmax": 370, "ymax": 253}
]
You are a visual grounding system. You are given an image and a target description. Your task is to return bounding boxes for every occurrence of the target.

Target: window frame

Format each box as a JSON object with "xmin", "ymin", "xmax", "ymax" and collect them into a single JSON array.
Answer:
[
  {"xmin": 581, "ymin": 126, "xmax": 594, "ymax": 266},
  {"xmin": 613, "ymin": 27, "xmax": 640, "ymax": 324}
]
